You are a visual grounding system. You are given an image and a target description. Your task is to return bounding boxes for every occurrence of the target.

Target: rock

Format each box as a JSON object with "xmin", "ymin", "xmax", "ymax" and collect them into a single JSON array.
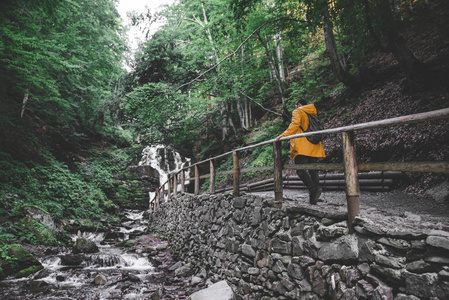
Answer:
[
  {"xmin": 426, "ymin": 180, "xmax": 449, "ymax": 204},
  {"xmin": 155, "ymin": 242, "xmax": 168, "ymax": 250},
  {"xmin": 356, "ymin": 279, "xmax": 375, "ymax": 299},
  {"xmin": 318, "ymin": 235, "xmax": 358, "ymax": 263},
  {"xmin": 394, "ymin": 293, "xmax": 420, "ymax": 300},
  {"xmin": 271, "ymin": 238, "xmax": 291, "ymax": 255},
  {"xmin": 373, "ymin": 285, "xmax": 393, "ymax": 300},
  {"xmin": 287, "ymin": 262, "xmax": 303, "ymax": 280},
  {"xmin": 375, "ymin": 254, "xmax": 405, "ymax": 269},
  {"xmin": 0, "ymin": 244, "xmax": 43, "ymax": 279},
  {"xmin": 168, "ymin": 261, "xmax": 183, "ymax": 271},
  {"xmin": 426, "ymin": 235, "xmax": 449, "ymax": 251},
  {"xmin": 406, "ymin": 259, "xmax": 438, "ymax": 273},
  {"xmin": 60, "ymin": 254, "xmax": 85, "ymax": 266},
  {"xmin": 188, "ymin": 280, "xmax": 234, "ymax": 300},
  {"xmin": 22, "ymin": 206, "xmax": 57, "ymax": 231},
  {"xmin": 94, "ymin": 274, "xmax": 107, "ymax": 285},
  {"xmin": 242, "ymin": 243, "xmax": 256, "ymax": 258},
  {"xmin": 233, "ymin": 197, "xmax": 247, "ymax": 209},
  {"xmin": 174, "ymin": 263, "xmax": 193, "ymax": 277},
  {"xmin": 127, "ymin": 273, "xmax": 141, "ymax": 282},
  {"xmin": 404, "ymin": 271, "xmax": 445, "ymax": 299},
  {"xmin": 371, "ymin": 264, "xmax": 403, "ymax": 285},
  {"xmin": 191, "ymin": 276, "xmax": 203, "ymax": 285},
  {"xmin": 73, "ymin": 238, "xmax": 99, "ymax": 254}
]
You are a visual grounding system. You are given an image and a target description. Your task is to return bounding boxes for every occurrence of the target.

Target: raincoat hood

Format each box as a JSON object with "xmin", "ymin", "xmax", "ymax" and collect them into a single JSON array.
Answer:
[{"xmin": 300, "ymin": 104, "xmax": 317, "ymax": 116}]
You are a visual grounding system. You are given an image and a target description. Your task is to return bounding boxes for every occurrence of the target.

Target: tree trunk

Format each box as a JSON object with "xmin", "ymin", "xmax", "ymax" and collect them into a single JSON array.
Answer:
[
  {"xmin": 258, "ymin": 33, "xmax": 289, "ymax": 120},
  {"xmin": 322, "ymin": 13, "xmax": 360, "ymax": 89},
  {"xmin": 20, "ymin": 92, "xmax": 29, "ymax": 118},
  {"xmin": 375, "ymin": 0, "xmax": 425, "ymax": 86}
]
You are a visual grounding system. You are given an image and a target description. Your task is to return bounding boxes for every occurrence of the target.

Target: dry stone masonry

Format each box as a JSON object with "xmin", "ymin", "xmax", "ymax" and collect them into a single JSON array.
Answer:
[{"xmin": 148, "ymin": 193, "xmax": 449, "ymax": 299}]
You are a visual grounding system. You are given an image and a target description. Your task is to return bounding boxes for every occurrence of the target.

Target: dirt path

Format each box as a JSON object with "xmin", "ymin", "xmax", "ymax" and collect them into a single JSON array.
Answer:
[{"xmin": 251, "ymin": 189, "xmax": 449, "ymax": 228}]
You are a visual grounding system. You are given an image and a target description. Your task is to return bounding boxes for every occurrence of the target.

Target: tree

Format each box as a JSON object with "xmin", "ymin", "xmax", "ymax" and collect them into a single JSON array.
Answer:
[{"xmin": 0, "ymin": 0, "xmax": 126, "ymax": 140}]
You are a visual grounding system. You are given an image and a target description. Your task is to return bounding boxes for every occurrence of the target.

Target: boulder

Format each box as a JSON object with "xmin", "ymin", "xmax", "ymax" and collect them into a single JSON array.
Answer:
[
  {"xmin": 73, "ymin": 238, "xmax": 99, "ymax": 254},
  {"xmin": 189, "ymin": 280, "xmax": 234, "ymax": 300},
  {"xmin": 0, "ymin": 244, "xmax": 43, "ymax": 279},
  {"xmin": 94, "ymin": 274, "xmax": 107, "ymax": 285},
  {"xmin": 426, "ymin": 180, "xmax": 449, "ymax": 204}
]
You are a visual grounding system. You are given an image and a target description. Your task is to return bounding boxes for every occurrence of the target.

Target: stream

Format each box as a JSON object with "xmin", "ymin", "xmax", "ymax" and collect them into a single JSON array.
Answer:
[
  {"xmin": 1, "ymin": 145, "xmax": 196, "ymax": 299},
  {"xmin": 1, "ymin": 210, "xmax": 163, "ymax": 300}
]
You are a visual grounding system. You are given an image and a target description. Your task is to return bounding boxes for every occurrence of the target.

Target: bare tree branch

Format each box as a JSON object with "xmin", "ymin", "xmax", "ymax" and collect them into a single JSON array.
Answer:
[
  {"xmin": 241, "ymin": 92, "xmax": 282, "ymax": 117},
  {"xmin": 175, "ymin": 17, "xmax": 307, "ymax": 91}
]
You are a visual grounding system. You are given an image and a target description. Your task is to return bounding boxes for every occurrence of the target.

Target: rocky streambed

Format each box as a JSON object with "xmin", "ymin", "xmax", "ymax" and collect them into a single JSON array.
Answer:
[{"xmin": 0, "ymin": 210, "xmax": 208, "ymax": 300}]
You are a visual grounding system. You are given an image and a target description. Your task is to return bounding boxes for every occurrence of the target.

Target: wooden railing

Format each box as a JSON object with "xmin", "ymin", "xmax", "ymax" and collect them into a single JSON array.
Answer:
[{"xmin": 149, "ymin": 107, "xmax": 449, "ymax": 232}]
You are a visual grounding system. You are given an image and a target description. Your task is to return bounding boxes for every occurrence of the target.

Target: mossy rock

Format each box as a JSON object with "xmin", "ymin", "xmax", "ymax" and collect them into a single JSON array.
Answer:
[
  {"xmin": 73, "ymin": 238, "xmax": 99, "ymax": 254},
  {"xmin": 20, "ymin": 217, "xmax": 58, "ymax": 246},
  {"xmin": 116, "ymin": 240, "xmax": 135, "ymax": 247},
  {"xmin": 0, "ymin": 244, "xmax": 43, "ymax": 279},
  {"xmin": 15, "ymin": 264, "xmax": 43, "ymax": 278}
]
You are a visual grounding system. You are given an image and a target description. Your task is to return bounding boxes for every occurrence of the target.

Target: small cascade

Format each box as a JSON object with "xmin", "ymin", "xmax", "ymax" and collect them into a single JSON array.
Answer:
[
  {"xmin": 0, "ymin": 209, "xmax": 157, "ymax": 299},
  {"xmin": 139, "ymin": 144, "xmax": 191, "ymax": 200}
]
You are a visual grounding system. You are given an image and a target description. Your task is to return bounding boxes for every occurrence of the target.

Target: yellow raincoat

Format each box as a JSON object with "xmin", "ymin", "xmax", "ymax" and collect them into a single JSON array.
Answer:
[{"xmin": 279, "ymin": 104, "xmax": 326, "ymax": 160}]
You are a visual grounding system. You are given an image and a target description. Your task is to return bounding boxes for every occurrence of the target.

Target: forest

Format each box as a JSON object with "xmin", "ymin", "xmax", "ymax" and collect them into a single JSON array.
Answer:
[{"xmin": 1, "ymin": 0, "xmax": 448, "ymax": 264}]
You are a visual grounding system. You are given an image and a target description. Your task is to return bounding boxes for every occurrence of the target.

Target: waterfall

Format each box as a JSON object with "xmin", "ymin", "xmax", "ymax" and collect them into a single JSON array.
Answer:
[{"xmin": 138, "ymin": 144, "xmax": 191, "ymax": 200}]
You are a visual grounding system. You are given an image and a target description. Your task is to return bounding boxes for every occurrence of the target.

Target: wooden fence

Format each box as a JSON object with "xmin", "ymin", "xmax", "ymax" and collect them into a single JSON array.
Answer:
[{"xmin": 149, "ymin": 107, "xmax": 449, "ymax": 232}]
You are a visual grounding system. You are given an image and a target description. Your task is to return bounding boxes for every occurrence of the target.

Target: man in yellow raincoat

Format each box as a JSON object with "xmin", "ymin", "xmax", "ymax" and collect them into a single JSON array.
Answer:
[{"xmin": 276, "ymin": 99, "xmax": 326, "ymax": 204}]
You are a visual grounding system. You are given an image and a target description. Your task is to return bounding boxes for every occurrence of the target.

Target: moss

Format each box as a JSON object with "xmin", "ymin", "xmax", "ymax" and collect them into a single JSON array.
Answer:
[
  {"xmin": 8, "ymin": 244, "xmax": 34, "ymax": 262},
  {"xmin": 20, "ymin": 217, "xmax": 58, "ymax": 246},
  {"xmin": 2, "ymin": 244, "xmax": 43, "ymax": 278},
  {"xmin": 117, "ymin": 240, "xmax": 135, "ymax": 247},
  {"xmin": 14, "ymin": 264, "xmax": 43, "ymax": 278}
]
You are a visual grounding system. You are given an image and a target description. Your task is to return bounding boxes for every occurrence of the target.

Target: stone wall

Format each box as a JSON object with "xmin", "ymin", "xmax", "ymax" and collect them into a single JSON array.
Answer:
[{"xmin": 148, "ymin": 193, "xmax": 449, "ymax": 299}]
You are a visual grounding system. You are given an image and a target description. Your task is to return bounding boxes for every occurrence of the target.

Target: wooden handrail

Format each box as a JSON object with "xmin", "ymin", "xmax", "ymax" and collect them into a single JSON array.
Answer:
[{"xmin": 149, "ymin": 107, "xmax": 449, "ymax": 232}]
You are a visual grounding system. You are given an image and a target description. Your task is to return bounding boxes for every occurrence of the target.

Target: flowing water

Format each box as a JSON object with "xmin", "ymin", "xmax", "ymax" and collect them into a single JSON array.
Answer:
[
  {"xmin": 1, "ymin": 145, "xmax": 190, "ymax": 299},
  {"xmin": 1, "ymin": 210, "xmax": 159, "ymax": 300},
  {"xmin": 139, "ymin": 144, "xmax": 191, "ymax": 200}
]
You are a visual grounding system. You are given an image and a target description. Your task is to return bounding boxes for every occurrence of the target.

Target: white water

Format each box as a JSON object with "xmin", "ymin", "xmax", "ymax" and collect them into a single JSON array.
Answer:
[{"xmin": 139, "ymin": 144, "xmax": 191, "ymax": 200}]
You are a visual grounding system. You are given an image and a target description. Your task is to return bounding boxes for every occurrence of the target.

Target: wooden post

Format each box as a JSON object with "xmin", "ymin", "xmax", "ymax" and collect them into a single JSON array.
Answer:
[
  {"xmin": 210, "ymin": 160, "xmax": 216, "ymax": 194},
  {"xmin": 194, "ymin": 165, "xmax": 200, "ymax": 195},
  {"xmin": 167, "ymin": 177, "xmax": 171, "ymax": 201},
  {"xmin": 173, "ymin": 173, "xmax": 178, "ymax": 197},
  {"xmin": 342, "ymin": 131, "xmax": 360, "ymax": 233},
  {"xmin": 273, "ymin": 141, "xmax": 283, "ymax": 201},
  {"xmin": 181, "ymin": 169, "xmax": 185, "ymax": 193},
  {"xmin": 233, "ymin": 152, "xmax": 240, "ymax": 197},
  {"xmin": 159, "ymin": 183, "xmax": 165, "ymax": 204}
]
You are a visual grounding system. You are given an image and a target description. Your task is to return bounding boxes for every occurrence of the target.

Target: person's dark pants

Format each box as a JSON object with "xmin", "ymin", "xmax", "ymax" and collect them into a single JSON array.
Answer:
[{"xmin": 295, "ymin": 155, "xmax": 320, "ymax": 203}]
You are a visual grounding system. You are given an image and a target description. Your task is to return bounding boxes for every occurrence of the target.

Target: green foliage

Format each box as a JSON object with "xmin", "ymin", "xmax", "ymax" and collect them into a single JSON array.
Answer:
[
  {"xmin": 20, "ymin": 217, "xmax": 58, "ymax": 246},
  {"xmin": 0, "ymin": 0, "xmax": 126, "ymax": 140},
  {"xmin": 0, "ymin": 145, "xmax": 132, "ymax": 245},
  {"xmin": 15, "ymin": 264, "xmax": 43, "ymax": 278}
]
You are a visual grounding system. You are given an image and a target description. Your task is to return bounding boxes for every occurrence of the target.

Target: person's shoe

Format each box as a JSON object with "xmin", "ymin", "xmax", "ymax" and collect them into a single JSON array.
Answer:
[{"xmin": 309, "ymin": 187, "xmax": 322, "ymax": 204}]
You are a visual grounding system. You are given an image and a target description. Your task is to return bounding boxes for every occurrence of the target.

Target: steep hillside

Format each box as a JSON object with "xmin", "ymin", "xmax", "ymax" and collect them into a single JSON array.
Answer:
[
  {"xmin": 230, "ymin": 0, "xmax": 449, "ymax": 196},
  {"xmin": 317, "ymin": 0, "xmax": 449, "ymax": 194}
]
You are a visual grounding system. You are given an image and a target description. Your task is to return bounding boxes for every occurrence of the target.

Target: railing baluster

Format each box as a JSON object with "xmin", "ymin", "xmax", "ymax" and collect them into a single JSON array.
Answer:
[
  {"xmin": 233, "ymin": 152, "xmax": 240, "ymax": 197},
  {"xmin": 161, "ymin": 184, "xmax": 165, "ymax": 203},
  {"xmin": 273, "ymin": 141, "xmax": 283, "ymax": 201},
  {"xmin": 194, "ymin": 165, "xmax": 200, "ymax": 195},
  {"xmin": 173, "ymin": 173, "xmax": 178, "ymax": 197},
  {"xmin": 342, "ymin": 131, "xmax": 360, "ymax": 233},
  {"xmin": 181, "ymin": 169, "xmax": 185, "ymax": 193},
  {"xmin": 210, "ymin": 160, "xmax": 216, "ymax": 194},
  {"xmin": 167, "ymin": 177, "xmax": 171, "ymax": 201}
]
